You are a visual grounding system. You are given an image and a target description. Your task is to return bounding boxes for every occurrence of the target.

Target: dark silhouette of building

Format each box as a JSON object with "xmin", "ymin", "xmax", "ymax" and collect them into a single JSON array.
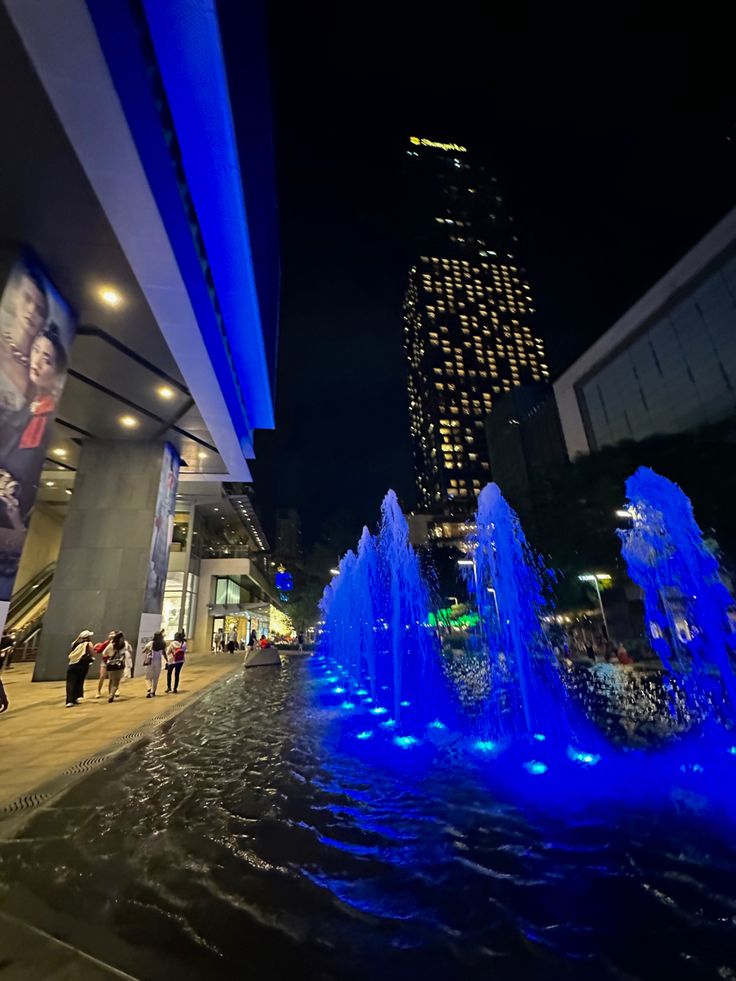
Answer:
[
  {"xmin": 402, "ymin": 136, "xmax": 549, "ymax": 514},
  {"xmin": 274, "ymin": 507, "xmax": 301, "ymax": 559},
  {"xmin": 484, "ymin": 384, "xmax": 567, "ymax": 514}
]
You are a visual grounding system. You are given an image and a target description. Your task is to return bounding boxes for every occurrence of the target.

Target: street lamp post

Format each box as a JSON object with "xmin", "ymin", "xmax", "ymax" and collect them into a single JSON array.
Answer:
[{"xmin": 578, "ymin": 573, "xmax": 611, "ymax": 640}]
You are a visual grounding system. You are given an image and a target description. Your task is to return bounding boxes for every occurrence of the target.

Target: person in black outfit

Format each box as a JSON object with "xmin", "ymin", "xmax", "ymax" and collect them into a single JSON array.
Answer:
[{"xmin": 65, "ymin": 630, "xmax": 95, "ymax": 707}]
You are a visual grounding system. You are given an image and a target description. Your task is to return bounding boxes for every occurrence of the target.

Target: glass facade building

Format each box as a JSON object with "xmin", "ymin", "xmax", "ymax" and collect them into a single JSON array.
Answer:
[
  {"xmin": 402, "ymin": 138, "xmax": 549, "ymax": 510},
  {"xmin": 555, "ymin": 208, "xmax": 736, "ymax": 459}
]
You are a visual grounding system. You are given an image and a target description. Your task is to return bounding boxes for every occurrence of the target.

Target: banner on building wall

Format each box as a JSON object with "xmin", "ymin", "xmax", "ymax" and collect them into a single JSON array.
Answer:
[
  {"xmin": 142, "ymin": 442, "xmax": 180, "ymax": 615},
  {"xmin": 0, "ymin": 250, "xmax": 76, "ymax": 619},
  {"xmin": 134, "ymin": 444, "xmax": 180, "ymax": 674}
]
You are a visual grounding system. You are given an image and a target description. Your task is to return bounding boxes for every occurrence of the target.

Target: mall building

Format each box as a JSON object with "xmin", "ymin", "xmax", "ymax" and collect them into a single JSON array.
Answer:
[{"xmin": 0, "ymin": 0, "xmax": 283, "ymax": 679}]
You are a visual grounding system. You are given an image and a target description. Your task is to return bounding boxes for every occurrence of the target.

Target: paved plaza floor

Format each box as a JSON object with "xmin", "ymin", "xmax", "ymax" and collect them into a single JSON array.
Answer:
[{"xmin": 0, "ymin": 653, "xmax": 239, "ymax": 811}]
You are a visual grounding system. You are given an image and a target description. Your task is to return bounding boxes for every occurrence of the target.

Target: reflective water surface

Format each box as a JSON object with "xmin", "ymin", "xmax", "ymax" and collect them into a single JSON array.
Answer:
[{"xmin": 1, "ymin": 659, "xmax": 736, "ymax": 980}]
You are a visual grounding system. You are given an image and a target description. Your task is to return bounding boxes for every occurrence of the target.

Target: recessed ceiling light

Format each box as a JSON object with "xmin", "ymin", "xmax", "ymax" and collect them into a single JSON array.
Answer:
[
  {"xmin": 157, "ymin": 385, "xmax": 175, "ymax": 400},
  {"xmin": 213, "ymin": 507, "xmax": 219, "ymax": 512},
  {"xmin": 45, "ymin": 480, "xmax": 55, "ymax": 487},
  {"xmin": 198, "ymin": 451, "xmax": 207, "ymax": 460},
  {"xmin": 98, "ymin": 286, "xmax": 123, "ymax": 308},
  {"xmin": 65, "ymin": 489, "xmax": 72, "ymax": 496},
  {"xmin": 52, "ymin": 448, "xmax": 67, "ymax": 458},
  {"xmin": 119, "ymin": 414, "xmax": 138, "ymax": 429}
]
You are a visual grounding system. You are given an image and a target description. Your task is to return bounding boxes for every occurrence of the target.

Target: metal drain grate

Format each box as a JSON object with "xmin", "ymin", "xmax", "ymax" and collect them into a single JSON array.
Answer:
[
  {"xmin": 63, "ymin": 755, "xmax": 109, "ymax": 775},
  {"xmin": 0, "ymin": 792, "xmax": 51, "ymax": 815}
]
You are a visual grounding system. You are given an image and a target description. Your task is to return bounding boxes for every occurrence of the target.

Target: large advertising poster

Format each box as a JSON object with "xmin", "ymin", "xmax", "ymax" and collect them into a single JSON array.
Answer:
[
  {"xmin": 0, "ymin": 250, "xmax": 76, "ymax": 620},
  {"xmin": 143, "ymin": 442, "xmax": 180, "ymax": 615},
  {"xmin": 136, "ymin": 442, "xmax": 179, "ymax": 674}
]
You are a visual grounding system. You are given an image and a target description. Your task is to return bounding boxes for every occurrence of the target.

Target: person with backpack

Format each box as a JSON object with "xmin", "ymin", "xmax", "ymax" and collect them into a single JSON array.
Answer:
[
  {"xmin": 65, "ymin": 630, "xmax": 95, "ymax": 707},
  {"xmin": 142, "ymin": 630, "xmax": 166, "ymax": 697},
  {"xmin": 165, "ymin": 631, "xmax": 186, "ymax": 693},
  {"xmin": 103, "ymin": 631, "xmax": 129, "ymax": 703}
]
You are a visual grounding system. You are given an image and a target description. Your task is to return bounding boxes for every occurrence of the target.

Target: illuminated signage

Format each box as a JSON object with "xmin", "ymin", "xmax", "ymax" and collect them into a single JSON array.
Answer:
[{"xmin": 409, "ymin": 136, "xmax": 467, "ymax": 153}]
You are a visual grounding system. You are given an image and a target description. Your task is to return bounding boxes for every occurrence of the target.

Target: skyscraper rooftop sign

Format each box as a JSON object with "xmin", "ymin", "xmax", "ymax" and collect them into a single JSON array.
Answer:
[{"xmin": 409, "ymin": 136, "xmax": 467, "ymax": 152}]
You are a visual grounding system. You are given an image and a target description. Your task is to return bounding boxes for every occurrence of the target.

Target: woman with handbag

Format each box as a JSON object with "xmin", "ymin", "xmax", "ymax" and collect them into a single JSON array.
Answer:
[
  {"xmin": 143, "ymin": 630, "xmax": 166, "ymax": 697},
  {"xmin": 65, "ymin": 630, "xmax": 95, "ymax": 707},
  {"xmin": 103, "ymin": 631, "xmax": 129, "ymax": 703}
]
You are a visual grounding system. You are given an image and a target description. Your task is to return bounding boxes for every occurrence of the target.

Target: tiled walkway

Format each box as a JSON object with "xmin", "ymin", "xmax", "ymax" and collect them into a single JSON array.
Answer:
[{"xmin": 0, "ymin": 653, "xmax": 240, "ymax": 810}]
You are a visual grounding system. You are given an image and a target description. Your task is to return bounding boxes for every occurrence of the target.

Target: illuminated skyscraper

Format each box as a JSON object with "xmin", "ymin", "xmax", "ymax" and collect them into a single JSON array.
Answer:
[{"xmin": 402, "ymin": 136, "xmax": 549, "ymax": 511}]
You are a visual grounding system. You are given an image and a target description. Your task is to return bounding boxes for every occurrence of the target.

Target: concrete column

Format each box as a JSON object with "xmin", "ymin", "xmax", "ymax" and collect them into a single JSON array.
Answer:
[{"xmin": 34, "ymin": 440, "xmax": 180, "ymax": 680}]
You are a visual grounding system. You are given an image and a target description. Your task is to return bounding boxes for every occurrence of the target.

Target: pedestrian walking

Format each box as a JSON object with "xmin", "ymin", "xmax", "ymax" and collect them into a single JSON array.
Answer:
[
  {"xmin": 248, "ymin": 630, "xmax": 257, "ymax": 651},
  {"xmin": 227, "ymin": 627, "xmax": 237, "ymax": 654},
  {"xmin": 95, "ymin": 630, "xmax": 116, "ymax": 698},
  {"xmin": 143, "ymin": 630, "xmax": 166, "ymax": 697},
  {"xmin": 103, "ymin": 631, "xmax": 128, "ymax": 702},
  {"xmin": 165, "ymin": 631, "xmax": 186, "ymax": 693},
  {"xmin": 66, "ymin": 630, "xmax": 95, "ymax": 707},
  {"xmin": 1, "ymin": 630, "xmax": 15, "ymax": 670},
  {"xmin": 297, "ymin": 632, "xmax": 304, "ymax": 652},
  {"xmin": 214, "ymin": 627, "xmax": 224, "ymax": 653}
]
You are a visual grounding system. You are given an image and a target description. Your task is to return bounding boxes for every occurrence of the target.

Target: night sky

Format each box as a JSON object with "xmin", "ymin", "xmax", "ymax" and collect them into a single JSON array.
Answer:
[{"xmin": 222, "ymin": 4, "xmax": 734, "ymax": 550}]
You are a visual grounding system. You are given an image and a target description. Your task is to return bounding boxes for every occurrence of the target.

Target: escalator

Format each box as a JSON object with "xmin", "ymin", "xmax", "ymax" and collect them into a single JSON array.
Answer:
[{"xmin": 5, "ymin": 563, "xmax": 55, "ymax": 661}]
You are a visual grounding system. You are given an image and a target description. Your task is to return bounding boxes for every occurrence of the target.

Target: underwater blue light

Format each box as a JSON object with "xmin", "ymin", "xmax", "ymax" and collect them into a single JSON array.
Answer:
[
  {"xmin": 393, "ymin": 735, "xmax": 418, "ymax": 749},
  {"xmin": 356, "ymin": 731, "xmax": 373, "ymax": 740},
  {"xmin": 428, "ymin": 720, "xmax": 446, "ymax": 730},
  {"xmin": 332, "ymin": 686, "xmax": 346, "ymax": 694},
  {"xmin": 362, "ymin": 697, "xmax": 374, "ymax": 704},
  {"xmin": 356, "ymin": 689, "xmax": 368, "ymax": 696},
  {"xmin": 680, "ymin": 762, "xmax": 704, "ymax": 774},
  {"xmin": 340, "ymin": 701, "xmax": 356, "ymax": 710},
  {"xmin": 400, "ymin": 700, "xmax": 411, "ymax": 707},
  {"xmin": 533, "ymin": 733, "xmax": 546, "ymax": 742},
  {"xmin": 379, "ymin": 718, "xmax": 397, "ymax": 729},
  {"xmin": 728, "ymin": 746, "xmax": 736, "ymax": 755},
  {"xmin": 370, "ymin": 706, "xmax": 388, "ymax": 716},
  {"xmin": 524, "ymin": 761, "xmax": 548, "ymax": 775},
  {"xmin": 566, "ymin": 746, "xmax": 601, "ymax": 766},
  {"xmin": 473, "ymin": 740, "xmax": 498, "ymax": 753}
]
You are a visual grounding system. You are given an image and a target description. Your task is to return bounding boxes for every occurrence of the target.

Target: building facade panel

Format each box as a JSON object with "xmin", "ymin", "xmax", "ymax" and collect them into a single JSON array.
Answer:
[{"xmin": 554, "ymin": 208, "xmax": 736, "ymax": 459}]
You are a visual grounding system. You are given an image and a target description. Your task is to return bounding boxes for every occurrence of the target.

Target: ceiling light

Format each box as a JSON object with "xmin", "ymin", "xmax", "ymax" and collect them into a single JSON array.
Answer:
[
  {"xmin": 198, "ymin": 451, "xmax": 207, "ymax": 460},
  {"xmin": 65, "ymin": 489, "xmax": 72, "ymax": 496},
  {"xmin": 45, "ymin": 480, "xmax": 55, "ymax": 487},
  {"xmin": 213, "ymin": 507, "xmax": 219, "ymax": 512},
  {"xmin": 157, "ymin": 385, "xmax": 175, "ymax": 400},
  {"xmin": 52, "ymin": 448, "xmax": 67, "ymax": 458},
  {"xmin": 119, "ymin": 415, "xmax": 138, "ymax": 429},
  {"xmin": 98, "ymin": 286, "xmax": 123, "ymax": 308}
]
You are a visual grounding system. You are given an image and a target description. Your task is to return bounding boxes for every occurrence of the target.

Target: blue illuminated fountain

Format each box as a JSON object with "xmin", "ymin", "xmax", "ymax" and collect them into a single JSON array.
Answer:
[
  {"xmin": 463, "ymin": 483, "xmax": 577, "ymax": 745},
  {"xmin": 319, "ymin": 490, "xmax": 449, "ymax": 732},
  {"xmin": 619, "ymin": 466, "xmax": 736, "ymax": 723}
]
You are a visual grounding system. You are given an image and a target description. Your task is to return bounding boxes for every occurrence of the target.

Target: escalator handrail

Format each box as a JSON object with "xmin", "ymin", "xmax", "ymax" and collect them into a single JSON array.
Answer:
[{"xmin": 7, "ymin": 562, "xmax": 56, "ymax": 625}]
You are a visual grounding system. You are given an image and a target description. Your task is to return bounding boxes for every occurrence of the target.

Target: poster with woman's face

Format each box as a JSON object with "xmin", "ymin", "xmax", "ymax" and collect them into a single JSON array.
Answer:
[{"xmin": 0, "ymin": 250, "xmax": 76, "ymax": 605}]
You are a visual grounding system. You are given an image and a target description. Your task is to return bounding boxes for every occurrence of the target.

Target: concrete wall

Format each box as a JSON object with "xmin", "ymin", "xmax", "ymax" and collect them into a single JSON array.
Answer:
[{"xmin": 14, "ymin": 504, "xmax": 64, "ymax": 591}]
